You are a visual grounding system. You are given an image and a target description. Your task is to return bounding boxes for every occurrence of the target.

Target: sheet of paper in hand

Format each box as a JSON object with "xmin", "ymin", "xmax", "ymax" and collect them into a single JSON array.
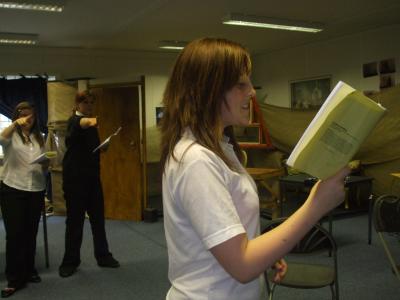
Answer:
[
  {"xmin": 92, "ymin": 126, "xmax": 122, "ymax": 153},
  {"xmin": 30, "ymin": 151, "xmax": 57, "ymax": 164}
]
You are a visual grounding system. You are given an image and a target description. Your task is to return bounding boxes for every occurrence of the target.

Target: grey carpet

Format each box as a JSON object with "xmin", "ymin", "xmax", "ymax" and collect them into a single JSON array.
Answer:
[{"xmin": 0, "ymin": 213, "xmax": 399, "ymax": 299}]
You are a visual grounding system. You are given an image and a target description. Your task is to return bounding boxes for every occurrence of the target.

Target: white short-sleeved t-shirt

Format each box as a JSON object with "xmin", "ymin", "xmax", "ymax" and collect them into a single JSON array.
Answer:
[{"xmin": 163, "ymin": 130, "xmax": 265, "ymax": 300}]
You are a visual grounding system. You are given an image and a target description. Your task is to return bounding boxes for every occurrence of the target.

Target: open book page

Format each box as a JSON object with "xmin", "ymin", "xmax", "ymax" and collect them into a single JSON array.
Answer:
[
  {"xmin": 30, "ymin": 151, "xmax": 57, "ymax": 164},
  {"xmin": 287, "ymin": 81, "xmax": 386, "ymax": 180},
  {"xmin": 92, "ymin": 126, "xmax": 122, "ymax": 153}
]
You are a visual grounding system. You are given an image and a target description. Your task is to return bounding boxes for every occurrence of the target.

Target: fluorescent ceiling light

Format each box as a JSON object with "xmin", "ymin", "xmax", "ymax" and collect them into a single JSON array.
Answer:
[
  {"xmin": 0, "ymin": 32, "xmax": 38, "ymax": 45},
  {"xmin": 0, "ymin": 0, "xmax": 65, "ymax": 12},
  {"xmin": 159, "ymin": 40, "xmax": 187, "ymax": 50},
  {"xmin": 223, "ymin": 13, "xmax": 323, "ymax": 33}
]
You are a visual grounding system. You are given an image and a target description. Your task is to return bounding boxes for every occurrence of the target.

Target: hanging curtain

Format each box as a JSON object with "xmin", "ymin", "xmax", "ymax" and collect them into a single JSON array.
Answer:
[{"xmin": 0, "ymin": 77, "xmax": 48, "ymax": 133}]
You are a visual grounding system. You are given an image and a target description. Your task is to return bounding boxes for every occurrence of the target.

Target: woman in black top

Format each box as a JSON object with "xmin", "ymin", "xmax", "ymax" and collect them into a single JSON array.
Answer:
[{"xmin": 58, "ymin": 91, "xmax": 119, "ymax": 278}]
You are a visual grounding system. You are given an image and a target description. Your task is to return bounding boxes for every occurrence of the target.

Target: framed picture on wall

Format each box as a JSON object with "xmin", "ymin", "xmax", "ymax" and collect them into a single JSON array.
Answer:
[
  {"xmin": 379, "ymin": 58, "xmax": 396, "ymax": 74},
  {"xmin": 362, "ymin": 61, "xmax": 378, "ymax": 78},
  {"xmin": 290, "ymin": 76, "xmax": 331, "ymax": 110},
  {"xmin": 380, "ymin": 74, "xmax": 395, "ymax": 90},
  {"xmin": 155, "ymin": 107, "xmax": 164, "ymax": 126}
]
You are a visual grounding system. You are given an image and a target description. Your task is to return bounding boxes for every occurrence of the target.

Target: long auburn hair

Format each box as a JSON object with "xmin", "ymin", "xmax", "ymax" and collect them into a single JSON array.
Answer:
[
  {"xmin": 160, "ymin": 37, "xmax": 251, "ymax": 172},
  {"xmin": 12, "ymin": 101, "xmax": 44, "ymax": 147}
]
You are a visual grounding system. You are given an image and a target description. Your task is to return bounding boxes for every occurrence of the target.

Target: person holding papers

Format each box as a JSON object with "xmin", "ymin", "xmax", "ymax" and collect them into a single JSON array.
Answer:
[
  {"xmin": 59, "ymin": 90, "xmax": 119, "ymax": 278},
  {"xmin": 160, "ymin": 37, "xmax": 351, "ymax": 299},
  {"xmin": 0, "ymin": 101, "xmax": 47, "ymax": 298}
]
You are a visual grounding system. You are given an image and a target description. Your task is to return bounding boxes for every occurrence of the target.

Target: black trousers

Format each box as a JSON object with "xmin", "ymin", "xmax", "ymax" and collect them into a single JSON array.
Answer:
[
  {"xmin": 61, "ymin": 175, "xmax": 111, "ymax": 267},
  {"xmin": 0, "ymin": 182, "xmax": 44, "ymax": 288}
]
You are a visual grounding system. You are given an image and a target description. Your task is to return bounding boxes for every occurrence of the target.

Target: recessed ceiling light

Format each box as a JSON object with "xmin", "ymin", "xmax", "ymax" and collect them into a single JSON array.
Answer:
[
  {"xmin": 0, "ymin": 0, "xmax": 65, "ymax": 12},
  {"xmin": 223, "ymin": 13, "xmax": 323, "ymax": 33},
  {"xmin": 159, "ymin": 40, "xmax": 187, "ymax": 50},
  {"xmin": 0, "ymin": 32, "xmax": 38, "ymax": 45}
]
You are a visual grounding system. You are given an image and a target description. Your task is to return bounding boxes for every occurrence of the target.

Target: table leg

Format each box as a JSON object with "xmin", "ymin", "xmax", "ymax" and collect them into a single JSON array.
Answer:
[
  {"xmin": 368, "ymin": 194, "xmax": 374, "ymax": 245},
  {"xmin": 279, "ymin": 181, "xmax": 285, "ymax": 217},
  {"xmin": 42, "ymin": 208, "xmax": 50, "ymax": 268}
]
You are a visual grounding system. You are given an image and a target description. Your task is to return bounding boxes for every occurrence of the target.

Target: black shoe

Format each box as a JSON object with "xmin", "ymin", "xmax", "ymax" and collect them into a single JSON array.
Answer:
[
  {"xmin": 59, "ymin": 265, "xmax": 77, "ymax": 278},
  {"xmin": 28, "ymin": 274, "xmax": 41, "ymax": 283},
  {"xmin": 1, "ymin": 283, "xmax": 26, "ymax": 298},
  {"xmin": 1, "ymin": 288, "xmax": 16, "ymax": 298},
  {"xmin": 97, "ymin": 256, "xmax": 120, "ymax": 268}
]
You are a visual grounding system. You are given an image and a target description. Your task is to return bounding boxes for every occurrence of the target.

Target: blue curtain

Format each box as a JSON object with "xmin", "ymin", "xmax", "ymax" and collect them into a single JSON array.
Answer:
[{"xmin": 0, "ymin": 77, "xmax": 48, "ymax": 133}]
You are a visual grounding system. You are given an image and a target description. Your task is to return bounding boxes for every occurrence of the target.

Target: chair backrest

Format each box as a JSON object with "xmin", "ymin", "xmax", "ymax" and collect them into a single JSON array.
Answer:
[
  {"xmin": 373, "ymin": 194, "xmax": 400, "ymax": 233},
  {"xmin": 241, "ymin": 150, "xmax": 248, "ymax": 167},
  {"xmin": 262, "ymin": 217, "xmax": 337, "ymax": 254}
]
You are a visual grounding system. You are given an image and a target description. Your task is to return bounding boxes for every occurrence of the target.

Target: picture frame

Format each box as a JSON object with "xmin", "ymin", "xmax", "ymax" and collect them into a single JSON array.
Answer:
[
  {"xmin": 363, "ymin": 61, "xmax": 378, "ymax": 78},
  {"xmin": 380, "ymin": 74, "xmax": 395, "ymax": 90},
  {"xmin": 379, "ymin": 58, "xmax": 396, "ymax": 74},
  {"xmin": 233, "ymin": 125, "xmax": 261, "ymax": 144},
  {"xmin": 290, "ymin": 76, "xmax": 331, "ymax": 110},
  {"xmin": 155, "ymin": 107, "xmax": 164, "ymax": 126}
]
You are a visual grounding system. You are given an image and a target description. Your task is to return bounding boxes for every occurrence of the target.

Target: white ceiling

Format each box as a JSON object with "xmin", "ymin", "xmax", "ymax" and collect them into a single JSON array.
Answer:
[{"xmin": 1, "ymin": 0, "xmax": 400, "ymax": 54}]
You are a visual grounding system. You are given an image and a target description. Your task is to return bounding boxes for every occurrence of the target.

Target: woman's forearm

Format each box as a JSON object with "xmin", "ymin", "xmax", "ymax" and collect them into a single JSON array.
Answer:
[
  {"xmin": 0, "ymin": 121, "xmax": 17, "ymax": 139},
  {"xmin": 79, "ymin": 117, "xmax": 97, "ymax": 129},
  {"xmin": 211, "ymin": 200, "xmax": 320, "ymax": 283}
]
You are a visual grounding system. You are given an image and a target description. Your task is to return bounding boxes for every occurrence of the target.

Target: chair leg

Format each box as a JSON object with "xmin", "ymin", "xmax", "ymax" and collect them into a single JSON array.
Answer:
[
  {"xmin": 368, "ymin": 194, "xmax": 373, "ymax": 245},
  {"xmin": 330, "ymin": 284, "xmax": 334, "ymax": 300},
  {"xmin": 330, "ymin": 281, "xmax": 339, "ymax": 300},
  {"xmin": 378, "ymin": 233, "xmax": 400, "ymax": 281},
  {"xmin": 42, "ymin": 208, "xmax": 50, "ymax": 268},
  {"xmin": 268, "ymin": 283, "xmax": 276, "ymax": 300}
]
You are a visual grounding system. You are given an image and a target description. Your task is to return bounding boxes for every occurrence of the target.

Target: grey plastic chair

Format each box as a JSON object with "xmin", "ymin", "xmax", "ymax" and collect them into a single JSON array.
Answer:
[{"xmin": 262, "ymin": 218, "xmax": 338, "ymax": 300}]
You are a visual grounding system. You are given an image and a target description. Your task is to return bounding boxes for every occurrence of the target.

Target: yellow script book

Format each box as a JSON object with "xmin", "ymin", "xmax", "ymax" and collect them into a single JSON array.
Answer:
[{"xmin": 286, "ymin": 81, "xmax": 386, "ymax": 180}]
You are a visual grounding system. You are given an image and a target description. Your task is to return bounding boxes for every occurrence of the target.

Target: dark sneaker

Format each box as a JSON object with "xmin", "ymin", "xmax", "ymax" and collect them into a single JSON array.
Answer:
[
  {"xmin": 29, "ymin": 274, "xmax": 42, "ymax": 283},
  {"xmin": 97, "ymin": 256, "xmax": 120, "ymax": 268},
  {"xmin": 1, "ymin": 287, "xmax": 16, "ymax": 298},
  {"xmin": 59, "ymin": 265, "xmax": 77, "ymax": 278},
  {"xmin": 1, "ymin": 283, "xmax": 26, "ymax": 298}
]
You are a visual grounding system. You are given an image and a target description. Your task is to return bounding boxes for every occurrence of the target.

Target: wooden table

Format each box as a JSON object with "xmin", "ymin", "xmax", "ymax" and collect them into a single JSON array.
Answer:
[
  {"xmin": 280, "ymin": 174, "xmax": 373, "ymax": 237},
  {"xmin": 246, "ymin": 167, "xmax": 286, "ymax": 218}
]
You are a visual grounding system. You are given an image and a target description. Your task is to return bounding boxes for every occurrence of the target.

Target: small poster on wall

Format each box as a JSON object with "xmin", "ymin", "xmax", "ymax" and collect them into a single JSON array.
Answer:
[
  {"xmin": 379, "ymin": 58, "xmax": 396, "ymax": 74},
  {"xmin": 380, "ymin": 74, "xmax": 395, "ymax": 90},
  {"xmin": 362, "ymin": 62, "xmax": 378, "ymax": 78},
  {"xmin": 362, "ymin": 58, "xmax": 396, "ymax": 92}
]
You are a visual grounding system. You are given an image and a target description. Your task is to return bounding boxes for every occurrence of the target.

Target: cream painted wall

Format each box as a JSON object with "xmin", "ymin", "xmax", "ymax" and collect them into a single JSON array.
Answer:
[
  {"xmin": 144, "ymin": 75, "xmax": 169, "ymax": 162},
  {"xmin": 252, "ymin": 24, "xmax": 400, "ymax": 107},
  {"xmin": 145, "ymin": 75, "xmax": 169, "ymax": 127},
  {"xmin": 0, "ymin": 46, "xmax": 176, "ymax": 80}
]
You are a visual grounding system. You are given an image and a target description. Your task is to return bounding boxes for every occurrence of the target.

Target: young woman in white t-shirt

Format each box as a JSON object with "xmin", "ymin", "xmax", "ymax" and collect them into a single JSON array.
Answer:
[
  {"xmin": 160, "ymin": 37, "xmax": 350, "ymax": 300},
  {"xmin": 0, "ymin": 102, "xmax": 47, "ymax": 298}
]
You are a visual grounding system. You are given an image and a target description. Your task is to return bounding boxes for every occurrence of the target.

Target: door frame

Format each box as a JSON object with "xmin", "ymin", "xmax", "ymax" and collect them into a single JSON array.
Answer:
[{"xmin": 88, "ymin": 76, "xmax": 148, "ymax": 220}]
